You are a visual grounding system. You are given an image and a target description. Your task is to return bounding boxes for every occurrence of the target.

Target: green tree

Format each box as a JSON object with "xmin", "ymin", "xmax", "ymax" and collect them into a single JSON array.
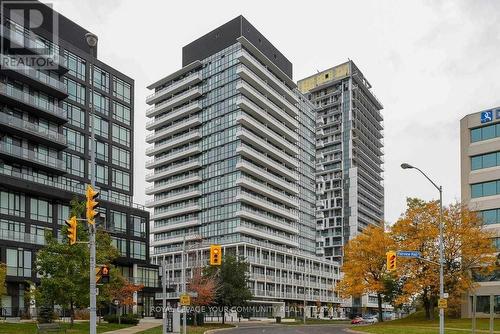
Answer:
[
  {"xmin": 36, "ymin": 197, "xmax": 119, "ymax": 325},
  {"xmin": 0, "ymin": 263, "xmax": 6, "ymax": 297},
  {"xmin": 205, "ymin": 255, "xmax": 252, "ymax": 324}
]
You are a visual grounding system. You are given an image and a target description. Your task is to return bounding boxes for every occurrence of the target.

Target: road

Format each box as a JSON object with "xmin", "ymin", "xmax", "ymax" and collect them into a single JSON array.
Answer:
[{"xmin": 219, "ymin": 323, "xmax": 348, "ymax": 334}]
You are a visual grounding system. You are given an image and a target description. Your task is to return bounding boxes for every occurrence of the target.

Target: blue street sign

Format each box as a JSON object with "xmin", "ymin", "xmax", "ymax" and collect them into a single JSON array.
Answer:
[{"xmin": 397, "ymin": 251, "xmax": 421, "ymax": 258}]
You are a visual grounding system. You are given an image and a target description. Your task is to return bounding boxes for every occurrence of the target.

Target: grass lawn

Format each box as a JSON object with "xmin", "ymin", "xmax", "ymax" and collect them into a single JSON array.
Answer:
[
  {"xmin": 0, "ymin": 321, "xmax": 132, "ymax": 334},
  {"xmin": 353, "ymin": 311, "xmax": 500, "ymax": 334},
  {"xmin": 136, "ymin": 324, "xmax": 235, "ymax": 334}
]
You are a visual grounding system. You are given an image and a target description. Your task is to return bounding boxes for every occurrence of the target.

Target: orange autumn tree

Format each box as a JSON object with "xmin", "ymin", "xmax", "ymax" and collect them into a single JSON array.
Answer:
[
  {"xmin": 102, "ymin": 269, "xmax": 144, "ymax": 324},
  {"xmin": 392, "ymin": 198, "xmax": 496, "ymax": 319},
  {"xmin": 337, "ymin": 225, "xmax": 395, "ymax": 322},
  {"xmin": 188, "ymin": 268, "xmax": 219, "ymax": 326}
]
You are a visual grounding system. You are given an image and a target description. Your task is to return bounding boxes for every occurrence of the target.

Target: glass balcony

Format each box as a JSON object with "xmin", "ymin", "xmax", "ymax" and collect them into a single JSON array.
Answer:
[
  {"xmin": 0, "ymin": 83, "xmax": 67, "ymax": 122},
  {"xmin": 0, "ymin": 112, "xmax": 66, "ymax": 148},
  {"xmin": 0, "ymin": 24, "xmax": 68, "ymax": 72},
  {"xmin": 0, "ymin": 141, "xmax": 66, "ymax": 173},
  {"xmin": 0, "ymin": 228, "xmax": 45, "ymax": 245},
  {"xmin": 1, "ymin": 54, "xmax": 67, "ymax": 97}
]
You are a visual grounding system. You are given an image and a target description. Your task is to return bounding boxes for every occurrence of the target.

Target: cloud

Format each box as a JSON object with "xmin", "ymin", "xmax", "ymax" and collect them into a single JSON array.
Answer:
[{"xmin": 50, "ymin": 0, "xmax": 500, "ymax": 224}]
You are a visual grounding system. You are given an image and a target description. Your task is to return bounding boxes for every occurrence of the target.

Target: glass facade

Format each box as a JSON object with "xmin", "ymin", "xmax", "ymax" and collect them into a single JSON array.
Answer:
[{"xmin": 0, "ymin": 8, "xmax": 152, "ymax": 318}]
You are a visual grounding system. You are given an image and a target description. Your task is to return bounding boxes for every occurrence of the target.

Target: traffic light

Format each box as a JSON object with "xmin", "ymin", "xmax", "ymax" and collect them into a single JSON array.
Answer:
[
  {"xmin": 65, "ymin": 216, "xmax": 78, "ymax": 245},
  {"xmin": 386, "ymin": 251, "xmax": 397, "ymax": 271},
  {"xmin": 101, "ymin": 265, "xmax": 110, "ymax": 284},
  {"xmin": 96, "ymin": 265, "xmax": 110, "ymax": 284},
  {"xmin": 210, "ymin": 245, "xmax": 222, "ymax": 266},
  {"xmin": 86, "ymin": 185, "xmax": 99, "ymax": 225}
]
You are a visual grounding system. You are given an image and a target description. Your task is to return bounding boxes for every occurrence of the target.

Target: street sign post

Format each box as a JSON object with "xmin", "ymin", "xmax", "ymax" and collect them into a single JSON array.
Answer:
[
  {"xmin": 438, "ymin": 299, "xmax": 447, "ymax": 309},
  {"xmin": 180, "ymin": 294, "xmax": 190, "ymax": 306},
  {"xmin": 397, "ymin": 251, "xmax": 421, "ymax": 258}
]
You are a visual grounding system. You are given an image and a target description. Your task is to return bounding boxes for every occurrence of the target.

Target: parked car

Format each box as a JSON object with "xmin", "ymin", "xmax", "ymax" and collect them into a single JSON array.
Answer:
[
  {"xmin": 351, "ymin": 316, "xmax": 364, "ymax": 324},
  {"xmin": 362, "ymin": 315, "xmax": 379, "ymax": 324}
]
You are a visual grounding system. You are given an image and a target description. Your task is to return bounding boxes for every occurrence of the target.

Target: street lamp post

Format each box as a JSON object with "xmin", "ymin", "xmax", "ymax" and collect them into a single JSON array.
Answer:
[
  {"xmin": 401, "ymin": 163, "xmax": 444, "ymax": 334},
  {"xmin": 85, "ymin": 32, "xmax": 98, "ymax": 334}
]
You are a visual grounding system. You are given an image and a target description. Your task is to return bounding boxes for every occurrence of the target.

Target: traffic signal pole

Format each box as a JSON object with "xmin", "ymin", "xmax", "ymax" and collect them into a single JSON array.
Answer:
[
  {"xmin": 182, "ymin": 235, "xmax": 186, "ymax": 334},
  {"xmin": 85, "ymin": 32, "xmax": 98, "ymax": 334}
]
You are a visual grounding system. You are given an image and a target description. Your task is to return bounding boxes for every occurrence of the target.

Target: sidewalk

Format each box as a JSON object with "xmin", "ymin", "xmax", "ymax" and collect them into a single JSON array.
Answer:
[{"xmin": 104, "ymin": 318, "xmax": 162, "ymax": 334}]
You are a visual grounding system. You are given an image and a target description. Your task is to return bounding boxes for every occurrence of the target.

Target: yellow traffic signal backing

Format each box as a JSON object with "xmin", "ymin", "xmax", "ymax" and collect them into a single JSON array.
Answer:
[
  {"xmin": 86, "ymin": 185, "xmax": 100, "ymax": 225},
  {"xmin": 96, "ymin": 265, "xmax": 110, "ymax": 284},
  {"xmin": 386, "ymin": 251, "xmax": 397, "ymax": 271},
  {"xmin": 210, "ymin": 245, "xmax": 222, "ymax": 266},
  {"xmin": 65, "ymin": 216, "xmax": 78, "ymax": 245}
]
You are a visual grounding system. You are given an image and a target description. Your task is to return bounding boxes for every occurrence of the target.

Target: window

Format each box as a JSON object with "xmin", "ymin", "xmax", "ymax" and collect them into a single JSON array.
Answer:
[
  {"xmin": 6, "ymin": 248, "xmax": 31, "ymax": 277},
  {"xmin": 112, "ymin": 237, "xmax": 127, "ymax": 256},
  {"xmin": 93, "ymin": 115, "xmax": 109, "ymax": 138},
  {"xmin": 31, "ymin": 225, "xmax": 49, "ymax": 245},
  {"xmin": 0, "ymin": 190, "xmax": 25, "ymax": 217},
  {"xmin": 95, "ymin": 140, "xmax": 108, "ymax": 161},
  {"xmin": 113, "ymin": 77, "xmax": 131, "ymax": 103},
  {"xmin": 471, "ymin": 123, "xmax": 500, "ymax": 143},
  {"xmin": 473, "ymin": 295, "xmax": 500, "ymax": 313},
  {"xmin": 92, "ymin": 92, "xmax": 109, "ymax": 115},
  {"xmin": 64, "ymin": 102, "xmax": 85, "ymax": 128},
  {"xmin": 64, "ymin": 152, "xmax": 84, "ymax": 177},
  {"xmin": 112, "ymin": 146, "xmax": 130, "ymax": 168},
  {"xmin": 65, "ymin": 78, "xmax": 86, "ymax": 105},
  {"xmin": 30, "ymin": 198, "xmax": 52, "ymax": 223},
  {"xmin": 113, "ymin": 102, "xmax": 131, "ymax": 125},
  {"xmin": 58, "ymin": 204, "xmax": 70, "ymax": 225},
  {"xmin": 130, "ymin": 240, "xmax": 146, "ymax": 260},
  {"xmin": 64, "ymin": 127, "xmax": 85, "ymax": 153},
  {"xmin": 110, "ymin": 210, "xmax": 126, "ymax": 232},
  {"xmin": 471, "ymin": 152, "xmax": 500, "ymax": 170},
  {"xmin": 64, "ymin": 51, "xmax": 86, "ymax": 80},
  {"xmin": 471, "ymin": 180, "xmax": 500, "ymax": 198},
  {"xmin": 493, "ymin": 237, "xmax": 500, "ymax": 251},
  {"xmin": 93, "ymin": 66, "xmax": 109, "ymax": 92},
  {"xmin": 112, "ymin": 169, "xmax": 130, "ymax": 191},
  {"xmin": 480, "ymin": 209, "xmax": 500, "ymax": 225},
  {"xmin": 131, "ymin": 215, "xmax": 146, "ymax": 237},
  {"xmin": 89, "ymin": 162, "xmax": 108, "ymax": 184},
  {"xmin": 112, "ymin": 123, "xmax": 130, "ymax": 146}
]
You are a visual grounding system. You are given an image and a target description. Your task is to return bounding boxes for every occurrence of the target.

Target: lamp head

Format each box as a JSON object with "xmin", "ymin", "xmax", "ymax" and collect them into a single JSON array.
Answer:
[
  {"xmin": 85, "ymin": 33, "xmax": 98, "ymax": 48},
  {"xmin": 401, "ymin": 163, "xmax": 414, "ymax": 170}
]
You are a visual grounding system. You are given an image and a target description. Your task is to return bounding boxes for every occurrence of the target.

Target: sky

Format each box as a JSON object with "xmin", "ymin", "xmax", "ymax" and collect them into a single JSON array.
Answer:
[{"xmin": 50, "ymin": 0, "xmax": 500, "ymax": 224}]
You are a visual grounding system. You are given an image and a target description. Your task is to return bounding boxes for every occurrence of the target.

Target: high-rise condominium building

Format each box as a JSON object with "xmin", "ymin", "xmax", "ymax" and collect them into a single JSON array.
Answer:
[
  {"xmin": 460, "ymin": 108, "xmax": 500, "ymax": 317},
  {"xmin": 298, "ymin": 63, "xmax": 384, "ymax": 264},
  {"xmin": 146, "ymin": 16, "xmax": 341, "ymax": 317},
  {"xmin": 0, "ymin": 1, "xmax": 157, "ymax": 317}
]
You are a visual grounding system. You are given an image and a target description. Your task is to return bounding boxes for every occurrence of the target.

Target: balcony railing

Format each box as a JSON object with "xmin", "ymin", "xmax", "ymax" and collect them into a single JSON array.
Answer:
[
  {"xmin": 0, "ymin": 142, "xmax": 65, "ymax": 171},
  {"xmin": 0, "ymin": 83, "xmax": 67, "ymax": 120},
  {"xmin": 0, "ymin": 112, "xmax": 66, "ymax": 146},
  {"xmin": 146, "ymin": 73, "xmax": 201, "ymax": 104},
  {"xmin": 1, "ymin": 55, "xmax": 67, "ymax": 92},
  {"xmin": 0, "ymin": 228, "xmax": 45, "ymax": 245}
]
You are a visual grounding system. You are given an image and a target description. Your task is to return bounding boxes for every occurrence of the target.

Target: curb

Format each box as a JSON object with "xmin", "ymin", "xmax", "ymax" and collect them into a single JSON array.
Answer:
[
  {"xmin": 343, "ymin": 327, "xmax": 368, "ymax": 334},
  {"xmin": 204, "ymin": 325, "xmax": 238, "ymax": 334}
]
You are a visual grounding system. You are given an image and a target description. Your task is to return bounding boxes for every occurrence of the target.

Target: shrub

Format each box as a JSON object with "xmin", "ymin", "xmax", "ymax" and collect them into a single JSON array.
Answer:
[
  {"xmin": 38, "ymin": 305, "xmax": 55, "ymax": 323},
  {"xmin": 104, "ymin": 313, "xmax": 140, "ymax": 325}
]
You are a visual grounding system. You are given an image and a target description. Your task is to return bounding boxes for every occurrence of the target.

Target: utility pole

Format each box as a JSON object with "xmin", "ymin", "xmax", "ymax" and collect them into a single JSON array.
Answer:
[
  {"xmin": 401, "ymin": 163, "xmax": 445, "ymax": 334},
  {"xmin": 182, "ymin": 235, "xmax": 187, "ymax": 334},
  {"xmin": 438, "ymin": 185, "xmax": 444, "ymax": 334},
  {"xmin": 303, "ymin": 261, "xmax": 307, "ymax": 324},
  {"xmin": 162, "ymin": 258, "xmax": 167, "ymax": 334},
  {"xmin": 85, "ymin": 32, "xmax": 98, "ymax": 334}
]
